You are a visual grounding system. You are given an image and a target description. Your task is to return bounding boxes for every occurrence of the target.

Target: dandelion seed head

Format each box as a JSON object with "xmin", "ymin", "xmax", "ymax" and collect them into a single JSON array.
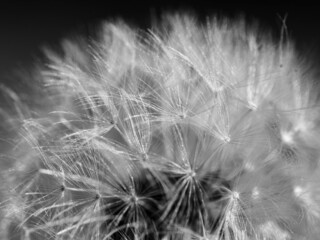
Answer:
[{"xmin": 2, "ymin": 11, "xmax": 320, "ymax": 240}]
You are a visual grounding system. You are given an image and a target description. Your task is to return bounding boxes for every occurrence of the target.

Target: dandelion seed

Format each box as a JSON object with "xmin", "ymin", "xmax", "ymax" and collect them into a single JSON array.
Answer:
[{"xmin": 1, "ymin": 11, "xmax": 320, "ymax": 240}]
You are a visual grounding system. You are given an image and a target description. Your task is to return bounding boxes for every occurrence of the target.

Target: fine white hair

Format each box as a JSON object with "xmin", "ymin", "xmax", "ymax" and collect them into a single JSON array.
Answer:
[{"xmin": 1, "ymin": 13, "xmax": 320, "ymax": 240}]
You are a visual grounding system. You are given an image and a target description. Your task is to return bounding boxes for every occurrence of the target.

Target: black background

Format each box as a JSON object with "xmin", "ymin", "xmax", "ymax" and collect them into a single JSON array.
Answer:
[{"xmin": 0, "ymin": 2, "xmax": 319, "ymax": 85}]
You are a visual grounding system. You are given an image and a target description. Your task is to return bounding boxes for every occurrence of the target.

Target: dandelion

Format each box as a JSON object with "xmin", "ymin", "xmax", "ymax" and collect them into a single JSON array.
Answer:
[{"xmin": 1, "ymin": 12, "xmax": 320, "ymax": 240}]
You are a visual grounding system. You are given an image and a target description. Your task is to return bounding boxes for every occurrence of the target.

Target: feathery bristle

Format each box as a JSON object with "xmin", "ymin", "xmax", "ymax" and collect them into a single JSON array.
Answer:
[{"xmin": 1, "ymin": 13, "xmax": 320, "ymax": 240}]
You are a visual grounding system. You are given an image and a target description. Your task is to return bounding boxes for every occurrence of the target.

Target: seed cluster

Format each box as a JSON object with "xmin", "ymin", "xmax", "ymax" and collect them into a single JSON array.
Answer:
[{"xmin": 2, "ymin": 14, "xmax": 320, "ymax": 240}]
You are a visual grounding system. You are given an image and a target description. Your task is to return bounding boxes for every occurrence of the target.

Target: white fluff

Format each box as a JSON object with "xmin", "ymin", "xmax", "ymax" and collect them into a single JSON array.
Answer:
[{"xmin": 1, "ymin": 13, "xmax": 320, "ymax": 240}]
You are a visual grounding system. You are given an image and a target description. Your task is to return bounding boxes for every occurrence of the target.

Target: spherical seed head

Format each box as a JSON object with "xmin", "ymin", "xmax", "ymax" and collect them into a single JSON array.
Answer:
[{"xmin": 2, "ymin": 12, "xmax": 320, "ymax": 240}]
